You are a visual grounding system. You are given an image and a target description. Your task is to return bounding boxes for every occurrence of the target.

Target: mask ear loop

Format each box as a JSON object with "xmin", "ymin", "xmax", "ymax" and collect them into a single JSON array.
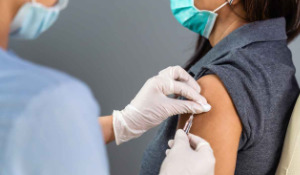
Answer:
[
  {"xmin": 213, "ymin": 1, "xmax": 229, "ymax": 13},
  {"xmin": 213, "ymin": 0, "xmax": 234, "ymax": 13}
]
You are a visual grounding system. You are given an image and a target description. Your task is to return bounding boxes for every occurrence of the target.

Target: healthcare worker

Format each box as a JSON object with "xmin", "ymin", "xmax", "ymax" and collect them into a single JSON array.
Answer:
[{"xmin": 0, "ymin": 0, "xmax": 216, "ymax": 175}]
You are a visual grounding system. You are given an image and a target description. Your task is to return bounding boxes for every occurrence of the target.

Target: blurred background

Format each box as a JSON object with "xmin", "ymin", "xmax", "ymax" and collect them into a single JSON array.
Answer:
[{"xmin": 9, "ymin": 0, "xmax": 300, "ymax": 174}]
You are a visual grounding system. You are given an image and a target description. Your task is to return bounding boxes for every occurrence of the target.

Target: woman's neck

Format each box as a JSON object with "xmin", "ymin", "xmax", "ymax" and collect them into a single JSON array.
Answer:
[
  {"xmin": 0, "ymin": 26, "xmax": 9, "ymax": 50},
  {"xmin": 0, "ymin": 3, "xmax": 11, "ymax": 50},
  {"xmin": 209, "ymin": 5, "xmax": 247, "ymax": 47},
  {"xmin": 0, "ymin": 0, "xmax": 21, "ymax": 50}
]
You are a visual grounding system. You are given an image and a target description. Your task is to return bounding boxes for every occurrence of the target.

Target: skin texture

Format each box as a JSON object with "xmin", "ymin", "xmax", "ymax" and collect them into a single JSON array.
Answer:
[
  {"xmin": 177, "ymin": 75, "xmax": 243, "ymax": 174},
  {"xmin": 35, "ymin": 0, "xmax": 58, "ymax": 7},
  {"xmin": 177, "ymin": 1, "xmax": 248, "ymax": 174}
]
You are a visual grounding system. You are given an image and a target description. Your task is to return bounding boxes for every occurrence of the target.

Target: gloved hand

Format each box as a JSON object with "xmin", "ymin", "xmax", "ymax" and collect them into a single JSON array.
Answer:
[
  {"xmin": 113, "ymin": 66, "xmax": 211, "ymax": 145},
  {"xmin": 159, "ymin": 129, "xmax": 215, "ymax": 175}
]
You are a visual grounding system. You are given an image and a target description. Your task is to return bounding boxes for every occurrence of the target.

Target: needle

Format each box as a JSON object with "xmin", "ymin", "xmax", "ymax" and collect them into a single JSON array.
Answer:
[{"xmin": 183, "ymin": 114, "xmax": 194, "ymax": 134}]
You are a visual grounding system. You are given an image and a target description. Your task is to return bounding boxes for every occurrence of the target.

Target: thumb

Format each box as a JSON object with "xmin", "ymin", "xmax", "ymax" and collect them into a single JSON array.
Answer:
[
  {"xmin": 188, "ymin": 133, "xmax": 213, "ymax": 152},
  {"xmin": 173, "ymin": 129, "xmax": 190, "ymax": 147},
  {"xmin": 159, "ymin": 66, "xmax": 201, "ymax": 93},
  {"xmin": 169, "ymin": 99, "xmax": 211, "ymax": 115}
]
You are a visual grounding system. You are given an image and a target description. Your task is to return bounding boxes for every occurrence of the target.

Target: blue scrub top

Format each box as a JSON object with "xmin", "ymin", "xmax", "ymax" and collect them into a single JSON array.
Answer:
[{"xmin": 0, "ymin": 48, "xmax": 109, "ymax": 175}]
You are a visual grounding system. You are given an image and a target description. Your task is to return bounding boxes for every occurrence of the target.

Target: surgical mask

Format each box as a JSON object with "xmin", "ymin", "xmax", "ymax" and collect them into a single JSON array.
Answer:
[
  {"xmin": 170, "ymin": 0, "xmax": 233, "ymax": 38},
  {"xmin": 10, "ymin": 0, "xmax": 69, "ymax": 40}
]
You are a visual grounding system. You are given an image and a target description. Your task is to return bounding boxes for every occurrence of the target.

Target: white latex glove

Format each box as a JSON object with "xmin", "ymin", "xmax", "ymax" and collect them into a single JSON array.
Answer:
[
  {"xmin": 159, "ymin": 129, "xmax": 215, "ymax": 175},
  {"xmin": 113, "ymin": 66, "xmax": 211, "ymax": 145}
]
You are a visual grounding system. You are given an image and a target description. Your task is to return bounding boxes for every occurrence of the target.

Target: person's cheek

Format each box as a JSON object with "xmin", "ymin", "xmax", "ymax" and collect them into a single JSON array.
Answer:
[
  {"xmin": 194, "ymin": 0, "xmax": 219, "ymax": 11},
  {"xmin": 35, "ymin": 0, "xmax": 58, "ymax": 7}
]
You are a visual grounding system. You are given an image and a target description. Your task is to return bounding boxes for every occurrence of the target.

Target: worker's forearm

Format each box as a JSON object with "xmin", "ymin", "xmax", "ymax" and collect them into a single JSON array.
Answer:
[{"xmin": 99, "ymin": 115, "xmax": 115, "ymax": 144}]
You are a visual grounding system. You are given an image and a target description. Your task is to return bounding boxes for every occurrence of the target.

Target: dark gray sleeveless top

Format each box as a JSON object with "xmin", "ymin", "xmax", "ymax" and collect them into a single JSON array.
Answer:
[{"xmin": 139, "ymin": 17, "xmax": 300, "ymax": 175}]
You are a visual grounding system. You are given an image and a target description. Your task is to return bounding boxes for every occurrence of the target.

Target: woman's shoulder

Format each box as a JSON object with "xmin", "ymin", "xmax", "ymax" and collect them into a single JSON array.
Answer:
[
  {"xmin": 197, "ymin": 41, "xmax": 300, "ymax": 148},
  {"xmin": 231, "ymin": 40, "xmax": 294, "ymax": 72},
  {"xmin": 206, "ymin": 40, "xmax": 296, "ymax": 87}
]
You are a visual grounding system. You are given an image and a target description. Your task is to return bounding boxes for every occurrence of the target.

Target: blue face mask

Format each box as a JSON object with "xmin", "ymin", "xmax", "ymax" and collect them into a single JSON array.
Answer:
[
  {"xmin": 10, "ymin": 0, "xmax": 69, "ymax": 40},
  {"xmin": 170, "ymin": 0, "xmax": 233, "ymax": 38}
]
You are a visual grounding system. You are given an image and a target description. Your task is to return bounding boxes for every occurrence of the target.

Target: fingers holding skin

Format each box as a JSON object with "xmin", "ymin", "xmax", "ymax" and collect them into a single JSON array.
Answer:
[
  {"xmin": 156, "ymin": 67, "xmax": 210, "ymax": 107},
  {"xmin": 159, "ymin": 66, "xmax": 189, "ymax": 82},
  {"xmin": 162, "ymin": 80, "xmax": 209, "ymax": 106},
  {"xmin": 170, "ymin": 98, "xmax": 211, "ymax": 114},
  {"xmin": 159, "ymin": 66, "xmax": 201, "ymax": 93},
  {"xmin": 158, "ymin": 77, "xmax": 212, "ymax": 114},
  {"xmin": 172, "ymin": 81, "xmax": 207, "ymax": 105},
  {"xmin": 170, "ymin": 66, "xmax": 201, "ymax": 93}
]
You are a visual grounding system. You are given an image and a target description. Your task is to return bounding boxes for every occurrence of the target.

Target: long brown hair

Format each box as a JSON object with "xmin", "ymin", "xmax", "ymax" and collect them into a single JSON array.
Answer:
[{"xmin": 184, "ymin": 0, "xmax": 300, "ymax": 70}]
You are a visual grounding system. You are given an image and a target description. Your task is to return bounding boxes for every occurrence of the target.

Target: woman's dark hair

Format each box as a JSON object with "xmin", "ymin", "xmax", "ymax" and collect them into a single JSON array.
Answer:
[{"xmin": 184, "ymin": 0, "xmax": 300, "ymax": 70}]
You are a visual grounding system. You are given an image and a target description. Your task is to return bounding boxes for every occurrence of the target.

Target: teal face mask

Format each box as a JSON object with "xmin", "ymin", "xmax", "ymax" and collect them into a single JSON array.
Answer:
[
  {"xmin": 10, "ymin": 0, "xmax": 69, "ymax": 40},
  {"xmin": 170, "ymin": 0, "xmax": 233, "ymax": 38}
]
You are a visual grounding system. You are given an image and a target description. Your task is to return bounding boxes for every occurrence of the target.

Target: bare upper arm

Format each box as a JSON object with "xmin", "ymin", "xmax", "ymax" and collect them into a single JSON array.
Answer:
[{"xmin": 177, "ymin": 74, "xmax": 243, "ymax": 175}]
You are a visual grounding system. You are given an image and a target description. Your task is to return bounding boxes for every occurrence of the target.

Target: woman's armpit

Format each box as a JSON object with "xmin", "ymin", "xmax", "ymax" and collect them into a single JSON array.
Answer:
[{"xmin": 177, "ymin": 74, "xmax": 243, "ymax": 175}]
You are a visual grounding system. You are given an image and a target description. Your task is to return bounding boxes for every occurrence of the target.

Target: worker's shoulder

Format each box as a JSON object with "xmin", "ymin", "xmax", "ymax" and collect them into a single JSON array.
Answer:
[
  {"xmin": 0, "ymin": 51, "xmax": 97, "ymax": 115},
  {"xmin": 1, "ymin": 63, "xmax": 88, "ymax": 95},
  {"xmin": 1, "ymin": 50, "xmax": 91, "ymax": 91},
  {"xmin": 19, "ymin": 62, "xmax": 89, "ymax": 94}
]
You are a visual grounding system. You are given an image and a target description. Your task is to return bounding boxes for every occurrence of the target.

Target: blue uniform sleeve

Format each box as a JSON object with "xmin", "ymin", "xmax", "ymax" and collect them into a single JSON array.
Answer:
[{"xmin": 0, "ymin": 81, "xmax": 109, "ymax": 175}]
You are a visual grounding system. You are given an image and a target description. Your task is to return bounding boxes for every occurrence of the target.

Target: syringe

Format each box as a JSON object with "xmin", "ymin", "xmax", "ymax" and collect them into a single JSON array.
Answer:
[{"xmin": 183, "ymin": 114, "xmax": 194, "ymax": 134}]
